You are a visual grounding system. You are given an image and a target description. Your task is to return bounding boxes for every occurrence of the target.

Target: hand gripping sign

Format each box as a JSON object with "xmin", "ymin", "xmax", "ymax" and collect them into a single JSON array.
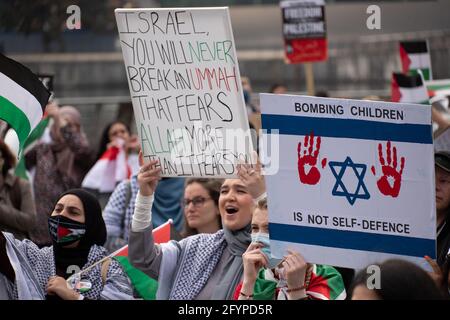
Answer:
[{"xmin": 261, "ymin": 94, "xmax": 435, "ymax": 270}]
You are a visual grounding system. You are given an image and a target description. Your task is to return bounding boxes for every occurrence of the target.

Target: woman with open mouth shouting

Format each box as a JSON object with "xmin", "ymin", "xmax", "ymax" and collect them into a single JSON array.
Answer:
[{"xmin": 128, "ymin": 151, "xmax": 265, "ymax": 299}]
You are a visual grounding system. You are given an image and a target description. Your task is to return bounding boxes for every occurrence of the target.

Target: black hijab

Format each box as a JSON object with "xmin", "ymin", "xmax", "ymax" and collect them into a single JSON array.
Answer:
[{"xmin": 52, "ymin": 189, "xmax": 106, "ymax": 278}]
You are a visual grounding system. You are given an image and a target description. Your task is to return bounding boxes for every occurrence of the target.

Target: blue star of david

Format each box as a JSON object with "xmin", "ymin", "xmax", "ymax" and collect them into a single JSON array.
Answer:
[{"xmin": 328, "ymin": 156, "xmax": 370, "ymax": 206}]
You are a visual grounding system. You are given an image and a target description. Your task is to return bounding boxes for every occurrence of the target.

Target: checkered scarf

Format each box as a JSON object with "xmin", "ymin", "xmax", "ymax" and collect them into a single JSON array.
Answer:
[
  {"xmin": 169, "ymin": 230, "xmax": 226, "ymax": 300},
  {"xmin": 168, "ymin": 225, "xmax": 251, "ymax": 300},
  {"xmin": 21, "ymin": 240, "xmax": 126, "ymax": 300}
]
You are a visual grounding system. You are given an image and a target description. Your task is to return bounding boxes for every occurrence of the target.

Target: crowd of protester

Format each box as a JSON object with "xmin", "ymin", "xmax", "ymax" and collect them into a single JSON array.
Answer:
[{"xmin": 0, "ymin": 82, "xmax": 450, "ymax": 300}]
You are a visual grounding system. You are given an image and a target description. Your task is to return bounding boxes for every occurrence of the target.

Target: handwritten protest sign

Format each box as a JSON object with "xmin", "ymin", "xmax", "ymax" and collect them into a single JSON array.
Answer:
[
  {"xmin": 261, "ymin": 94, "xmax": 435, "ymax": 269},
  {"xmin": 115, "ymin": 7, "xmax": 253, "ymax": 177}
]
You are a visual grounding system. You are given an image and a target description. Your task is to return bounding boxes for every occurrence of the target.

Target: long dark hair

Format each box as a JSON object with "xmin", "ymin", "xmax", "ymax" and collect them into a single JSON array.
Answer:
[
  {"xmin": 96, "ymin": 120, "xmax": 130, "ymax": 160},
  {"xmin": 181, "ymin": 178, "xmax": 223, "ymax": 238},
  {"xmin": 350, "ymin": 259, "xmax": 445, "ymax": 300}
]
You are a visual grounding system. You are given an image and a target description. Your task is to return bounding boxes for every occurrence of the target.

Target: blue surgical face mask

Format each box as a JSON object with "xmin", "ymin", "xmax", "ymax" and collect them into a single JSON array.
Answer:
[{"xmin": 251, "ymin": 232, "xmax": 283, "ymax": 269}]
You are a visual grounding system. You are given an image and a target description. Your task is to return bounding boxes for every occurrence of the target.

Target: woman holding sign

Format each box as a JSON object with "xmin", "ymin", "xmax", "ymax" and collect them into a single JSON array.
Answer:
[
  {"xmin": 234, "ymin": 198, "xmax": 346, "ymax": 300},
  {"xmin": 129, "ymin": 152, "xmax": 256, "ymax": 299},
  {"xmin": 233, "ymin": 163, "xmax": 346, "ymax": 300}
]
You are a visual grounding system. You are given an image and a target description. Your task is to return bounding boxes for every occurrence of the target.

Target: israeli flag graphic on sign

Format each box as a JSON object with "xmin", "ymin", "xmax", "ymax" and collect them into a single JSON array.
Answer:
[{"xmin": 261, "ymin": 93, "xmax": 435, "ymax": 270}]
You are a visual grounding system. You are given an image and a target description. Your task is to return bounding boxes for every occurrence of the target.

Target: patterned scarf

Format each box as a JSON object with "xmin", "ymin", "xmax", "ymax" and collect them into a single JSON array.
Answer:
[
  {"xmin": 4, "ymin": 233, "xmax": 44, "ymax": 300},
  {"xmin": 169, "ymin": 230, "xmax": 226, "ymax": 300},
  {"xmin": 168, "ymin": 224, "xmax": 251, "ymax": 300},
  {"xmin": 24, "ymin": 242, "xmax": 123, "ymax": 300}
]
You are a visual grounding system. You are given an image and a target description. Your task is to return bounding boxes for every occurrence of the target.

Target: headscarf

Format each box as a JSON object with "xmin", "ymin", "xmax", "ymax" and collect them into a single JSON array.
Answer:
[
  {"xmin": 49, "ymin": 106, "xmax": 87, "ymax": 182},
  {"xmin": 51, "ymin": 189, "xmax": 106, "ymax": 279},
  {"xmin": 50, "ymin": 106, "xmax": 82, "ymax": 146},
  {"xmin": 168, "ymin": 223, "xmax": 251, "ymax": 300},
  {"xmin": 211, "ymin": 224, "xmax": 251, "ymax": 299}
]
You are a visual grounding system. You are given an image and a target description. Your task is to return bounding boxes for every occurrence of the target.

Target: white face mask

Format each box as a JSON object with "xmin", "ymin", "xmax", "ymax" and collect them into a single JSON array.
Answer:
[{"xmin": 251, "ymin": 232, "xmax": 283, "ymax": 269}]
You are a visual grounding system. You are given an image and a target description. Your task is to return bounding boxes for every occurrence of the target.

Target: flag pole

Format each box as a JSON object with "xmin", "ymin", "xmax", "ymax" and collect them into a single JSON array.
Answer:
[
  {"xmin": 65, "ymin": 219, "xmax": 173, "ymax": 286},
  {"xmin": 65, "ymin": 248, "xmax": 123, "ymax": 286},
  {"xmin": 305, "ymin": 63, "xmax": 315, "ymax": 96}
]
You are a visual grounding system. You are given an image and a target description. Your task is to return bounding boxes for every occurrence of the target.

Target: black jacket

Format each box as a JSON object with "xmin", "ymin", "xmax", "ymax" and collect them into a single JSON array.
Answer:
[{"xmin": 437, "ymin": 218, "xmax": 450, "ymax": 266}]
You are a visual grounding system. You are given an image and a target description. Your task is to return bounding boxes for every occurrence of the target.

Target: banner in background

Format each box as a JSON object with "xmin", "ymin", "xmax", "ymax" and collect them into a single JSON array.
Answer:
[{"xmin": 280, "ymin": 0, "xmax": 327, "ymax": 63}]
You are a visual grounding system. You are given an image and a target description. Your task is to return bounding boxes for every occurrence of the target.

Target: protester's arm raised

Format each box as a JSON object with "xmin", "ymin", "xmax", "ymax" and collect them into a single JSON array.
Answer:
[
  {"xmin": 131, "ymin": 151, "xmax": 160, "ymax": 231},
  {"xmin": 128, "ymin": 151, "xmax": 164, "ymax": 280}
]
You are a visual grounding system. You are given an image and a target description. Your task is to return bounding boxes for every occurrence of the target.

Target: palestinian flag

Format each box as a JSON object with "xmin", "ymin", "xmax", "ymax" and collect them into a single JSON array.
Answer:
[
  {"xmin": 0, "ymin": 53, "xmax": 50, "ymax": 154},
  {"xmin": 233, "ymin": 264, "xmax": 346, "ymax": 300},
  {"xmin": 391, "ymin": 73, "xmax": 429, "ymax": 104},
  {"xmin": 399, "ymin": 40, "xmax": 432, "ymax": 81},
  {"xmin": 48, "ymin": 217, "xmax": 86, "ymax": 244},
  {"xmin": 426, "ymin": 79, "xmax": 450, "ymax": 98},
  {"xmin": 14, "ymin": 116, "xmax": 51, "ymax": 179},
  {"xmin": 82, "ymin": 140, "xmax": 131, "ymax": 193},
  {"xmin": 112, "ymin": 220, "xmax": 172, "ymax": 300}
]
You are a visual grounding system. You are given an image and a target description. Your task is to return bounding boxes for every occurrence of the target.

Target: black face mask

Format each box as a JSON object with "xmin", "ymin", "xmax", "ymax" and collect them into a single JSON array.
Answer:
[{"xmin": 48, "ymin": 215, "xmax": 86, "ymax": 246}]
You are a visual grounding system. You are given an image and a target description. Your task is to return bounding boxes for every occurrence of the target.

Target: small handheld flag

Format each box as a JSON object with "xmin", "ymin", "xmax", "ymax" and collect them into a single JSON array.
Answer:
[
  {"xmin": 391, "ymin": 72, "xmax": 429, "ymax": 104},
  {"xmin": 399, "ymin": 40, "xmax": 432, "ymax": 81}
]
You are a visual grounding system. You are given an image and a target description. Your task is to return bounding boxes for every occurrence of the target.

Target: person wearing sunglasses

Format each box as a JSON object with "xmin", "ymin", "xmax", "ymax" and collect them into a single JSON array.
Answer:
[{"xmin": 180, "ymin": 179, "xmax": 223, "ymax": 238}]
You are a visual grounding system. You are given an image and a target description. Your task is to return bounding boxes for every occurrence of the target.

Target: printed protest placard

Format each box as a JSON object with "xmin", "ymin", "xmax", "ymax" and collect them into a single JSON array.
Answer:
[
  {"xmin": 261, "ymin": 94, "xmax": 435, "ymax": 269},
  {"xmin": 115, "ymin": 7, "xmax": 253, "ymax": 177},
  {"xmin": 280, "ymin": 0, "xmax": 327, "ymax": 63}
]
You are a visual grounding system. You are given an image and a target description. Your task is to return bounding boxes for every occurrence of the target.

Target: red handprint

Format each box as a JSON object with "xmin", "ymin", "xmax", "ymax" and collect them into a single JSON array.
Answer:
[
  {"xmin": 371, "ymin": 141, "xmax": 405, "ymax": 198},
  {"xmin": 297, "ymin": 132, "xmax": 327, "ymax": 185}
]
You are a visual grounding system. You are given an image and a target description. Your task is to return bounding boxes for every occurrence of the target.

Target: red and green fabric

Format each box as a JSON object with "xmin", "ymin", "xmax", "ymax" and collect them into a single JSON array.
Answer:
[
  {"xmin": 305, "ymin": 264, "xmax": 346, "ymax": 300},
  {"xmin": 81, "ymin": 143, "xmax": 131, "ymax": 193},
  {"xmin": 233, "ymin": 264, "xmax": 346, "ymax": 300},
  {"xmin": 399, "ymin": 40, "xmax": 432, "ymax": 81},
  {"xmin": 426, "ymin": 79, "xmax": 450, "ymax": 98},
  {"xmin": 57, "ymin": 225, "xmax": 85, "ymax": 243},
  {"xmin": 114, "ymin": 250, "xmax": 159, "ymax": 300},
  {"xmin": 391, "ymin": 72, "xmax": 429, "ymax": 105},
  {"xmin": 112, "ymin": 220, "xmax": 172, "ymax": 300}
]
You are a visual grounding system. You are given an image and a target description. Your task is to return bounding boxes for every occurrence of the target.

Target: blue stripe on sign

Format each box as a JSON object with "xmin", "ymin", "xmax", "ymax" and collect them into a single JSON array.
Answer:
[
  {"xmin": 261, "ymin": 114, "xmax": 432, "ymax": 144},
  {"xmin": 269, "ymin": 223, "xmax": 436, "ymax": 259}
]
